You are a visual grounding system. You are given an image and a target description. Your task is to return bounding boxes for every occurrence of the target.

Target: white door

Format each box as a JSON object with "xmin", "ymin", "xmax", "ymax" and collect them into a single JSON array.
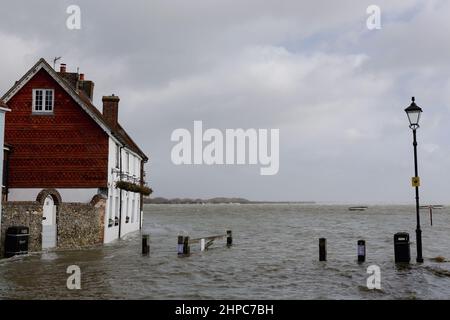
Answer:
[{"xmin": 42, "ymin": 195, "xmax": 56, "ymax": 249}]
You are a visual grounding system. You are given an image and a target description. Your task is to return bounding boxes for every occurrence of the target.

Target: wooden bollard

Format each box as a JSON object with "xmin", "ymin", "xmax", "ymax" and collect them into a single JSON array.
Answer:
[
  {"xmin": 319, "ymin": 238, "xmax": 327, "ymax": 261},
  {"xmin": 183, "ymin": 236, "xmax": 190, "ymax": 255},
  {"xmin": 142, "ymin": 234, "xmax": 150, "ymax": 255},
  {"xmin": 227, "ymin": 230, "xmax": 232, "ymax": 247},
  {"xmin": 357, "ymin": 240, "xmax": 366, "ymax": 262},
  {"xmin": 177, "ymin": 235, "xmax": 184, "ymax": 255},
  {"xmin": 200, "ymin": 238, "xmax": 206, "ymax": 251},
  {"xmin": 429, "ymin": 206, "xmax": 433, "ymax": 226}
]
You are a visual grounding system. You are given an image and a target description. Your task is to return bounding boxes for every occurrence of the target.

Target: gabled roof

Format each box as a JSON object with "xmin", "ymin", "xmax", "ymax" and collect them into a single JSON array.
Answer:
[{"xmin": 1, "ymin": 58, "xmax": 148, "ymax": 161}]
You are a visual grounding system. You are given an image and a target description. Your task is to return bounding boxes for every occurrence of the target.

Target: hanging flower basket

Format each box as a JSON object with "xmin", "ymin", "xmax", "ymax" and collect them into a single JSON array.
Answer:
[{"xmin": 116, "ymin": 181, "xmax": 153, "ymax": 196}]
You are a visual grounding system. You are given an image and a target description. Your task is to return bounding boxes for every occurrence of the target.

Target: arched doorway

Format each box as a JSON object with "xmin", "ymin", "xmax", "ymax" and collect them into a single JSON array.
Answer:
[
  {"xmin": 36, "ymin": 189, "xmax": 61, "ymax": 250},
  {"xmin": 42, "ymin": 195, "xmax": 56, "ymax": 249}
]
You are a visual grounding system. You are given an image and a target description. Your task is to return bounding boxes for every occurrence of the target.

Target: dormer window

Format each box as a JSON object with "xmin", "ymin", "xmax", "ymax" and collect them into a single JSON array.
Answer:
[{"xmin": 32, "ymin": 89, "xmax": 54, "ymax": 113}]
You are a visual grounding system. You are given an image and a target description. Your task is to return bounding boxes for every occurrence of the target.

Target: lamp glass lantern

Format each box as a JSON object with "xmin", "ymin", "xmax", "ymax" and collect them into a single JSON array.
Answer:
[{"xmin": 404, "ymin": 97, "xmax": 423, "ymax": 129}]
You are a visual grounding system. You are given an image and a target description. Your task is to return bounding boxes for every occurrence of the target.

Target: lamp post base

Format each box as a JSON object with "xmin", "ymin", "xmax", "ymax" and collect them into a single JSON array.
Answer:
[{"xmin": 416, "ymin": 228, "xmax": 424, "ymax": 263}]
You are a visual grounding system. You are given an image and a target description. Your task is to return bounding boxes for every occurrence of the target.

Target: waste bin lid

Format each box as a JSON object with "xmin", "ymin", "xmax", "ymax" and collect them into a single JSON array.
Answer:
[
  {"xmin": 394, "ymin": 232, "xmax": 409, "ymax": 241},
  {"xmin": 6, "ymin": 226, "xmax": 29, "ymax": 235}
]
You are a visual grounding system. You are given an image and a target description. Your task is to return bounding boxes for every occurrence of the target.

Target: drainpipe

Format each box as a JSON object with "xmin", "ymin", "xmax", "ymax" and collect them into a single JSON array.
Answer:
[
  {"xmin": 139, "ymin": 161, "xmax": 144, "ymax": 230},
  {"xmin": 118, "ymin": 146, "xmax": 123, "ymax": 239},
  {"xmin": 3, "ymin": 146, "xmax": 11, "ymax": 202}
]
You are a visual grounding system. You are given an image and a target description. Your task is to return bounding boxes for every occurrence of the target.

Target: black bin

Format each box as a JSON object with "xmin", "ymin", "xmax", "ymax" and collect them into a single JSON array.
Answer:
[
  {"xmin": 5, "ymin": 226, "xmax": 29, "ymax": 258},
  {"xmin": 394, "ymin": 232, "xmax": 410, "ymax": 263}
]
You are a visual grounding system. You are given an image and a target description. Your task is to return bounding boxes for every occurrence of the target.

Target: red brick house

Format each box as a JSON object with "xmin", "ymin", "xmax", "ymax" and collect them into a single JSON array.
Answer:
[{"xmin": 1, "ymin": 58, "xmax": 149, "ymax": 246}]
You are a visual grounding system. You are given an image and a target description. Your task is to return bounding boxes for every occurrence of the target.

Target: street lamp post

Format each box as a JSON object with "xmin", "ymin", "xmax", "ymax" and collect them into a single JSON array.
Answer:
[{"xmin": 404, "ymin": 97, "xmax": 424, "ymax": 263}]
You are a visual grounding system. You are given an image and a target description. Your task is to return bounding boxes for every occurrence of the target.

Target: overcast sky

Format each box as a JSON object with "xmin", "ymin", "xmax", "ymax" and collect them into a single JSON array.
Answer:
[{"xmin": 1, "ymin": 0, "xmax": 449, "ymax": 203}]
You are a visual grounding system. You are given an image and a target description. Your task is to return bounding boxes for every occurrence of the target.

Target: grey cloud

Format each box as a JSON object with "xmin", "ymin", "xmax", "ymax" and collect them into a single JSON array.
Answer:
[{"xmin": 0, "ymin": 0, "xmax": 448, "ymax": 203}]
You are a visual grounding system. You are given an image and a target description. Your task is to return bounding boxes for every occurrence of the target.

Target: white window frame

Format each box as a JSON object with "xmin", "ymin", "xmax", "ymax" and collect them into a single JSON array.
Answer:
[
  {"xmin": 135, "ymin": 158, "xmax": 140, "ymax": 177},
  {"xmin": 32, "ymin": 88, "xmax": 54, "ymax": 113},
  {"xmin": 129, "ymin": 154, "xmax": 134, "ymax": 175},
  {"xmin": 125, "ymin": 152, "xmax": 130, "ymax": 173},
  {"xmin": 115, "ymin": 144, "xmax": 120, "ymax": 169},
  {"xmin": 108, "ymin": 195, "xmax": 113, "ymax": 220},
  {"xmin": 114, "ymin": 196, "xmax": 119, "ymax": 218}
]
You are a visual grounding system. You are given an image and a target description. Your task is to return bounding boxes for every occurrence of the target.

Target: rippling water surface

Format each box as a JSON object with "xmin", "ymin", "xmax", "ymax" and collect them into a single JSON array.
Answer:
[{"xmin": 1, "ymin": 204, "xmax": 450, "ymax": 299}]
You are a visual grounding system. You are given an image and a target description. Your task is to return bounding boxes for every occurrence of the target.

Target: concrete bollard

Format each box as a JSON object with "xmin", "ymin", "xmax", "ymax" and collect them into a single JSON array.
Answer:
[
  {"xmin": 227, "ymin": 230, "xmax": 233, "ymax": 247},
  {"xmin": 357, "ymin": 240, "xmax": 366, "ymax": 262},
  {"xmin": 142, "ymin": 234, "xmax": 150, "ymax": 255},
  {"xmin": 177, "ymin": 235, "xmax": 184, "ymax": 255},
  {"xmin": 183, "ymin": 236, "xmax": 190, "ymax": 255},
  {"xmin": 319, "ymin": 238, "xmax": 327, "ymax": 261}
]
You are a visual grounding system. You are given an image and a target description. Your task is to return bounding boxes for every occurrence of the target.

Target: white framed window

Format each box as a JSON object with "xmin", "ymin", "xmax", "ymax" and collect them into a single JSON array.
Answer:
[
  {"xmin": 131, "ymin": 199, "xmax": 136, "ymax": 223},
  {"xmin": 115, "ymin": 196, "xmax": 119, "ymax": 218},
  {"xmin": 137, "ymin": 198, "xmax": 140, "ymax": 214},
  {"xmin": 115, "ymin": 144, "xmax": 120, "ymax": 168},
  {"xmin": 108, "ymin": 195, "xmax": 113, "ymax": 220},
  {"xmin": 32, "ymin": 89, "xmax": 54, "ymax": 113},
  {"xmin": 108, "ymin": 195, "xmax": 114, "ymax": 228},
  {"xmin": 129, "ymin": 154, "xmax": 134, "ymax": 175},
  {"xmin": 135, "ymin": 158, "xmax": 140, "ymax": 177},
  {"xmin": 125, "ymin": 152, "xmax": 130, "ymax": 173},
  {"xmin": 123, "ymin": 197, "xmax": 128, "ymax": 223}
]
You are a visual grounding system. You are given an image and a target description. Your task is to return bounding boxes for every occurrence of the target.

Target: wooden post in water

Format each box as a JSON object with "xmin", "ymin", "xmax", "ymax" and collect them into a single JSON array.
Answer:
[
  {"xmin": 183, "ymin": 236, "xmax": 190, "ymax": 255},
  {"xmin": 142, "ymin": 234, "xmax": 150, "ymax": 255},
  {"xmin": 200, "ymin": 238, "xmax": 206, "ymax": 251},
  {"xmin": 227, "ymin": 230, "xmax": 233, "ymax": 247},
  {"xmin": 357, "ymin": 240, "xmax": 366, "ymax": 262},
  {"xmin": 177, "ymin": 235, "xmax": 184, "ymax": 255},
  {"xmin": 319, "ymin": 238, "xmax": 327, "ymax": 261},
  {"xmin": 429, "ymin": 206, "xmax": 433, "ymax": 226}
]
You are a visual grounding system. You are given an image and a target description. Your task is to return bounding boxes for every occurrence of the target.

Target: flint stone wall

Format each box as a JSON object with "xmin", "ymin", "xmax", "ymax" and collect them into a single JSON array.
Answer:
[
  {"xmin": 1, "ymin": 198, "xmax": 105, "ymax": 258},
  {"xmin": 57, "ymin": 201, "xmax": 105, "ymax": 249},
  {"xmin": 0, "ymin": 202, "xmax": 43, "ymax": 257}
]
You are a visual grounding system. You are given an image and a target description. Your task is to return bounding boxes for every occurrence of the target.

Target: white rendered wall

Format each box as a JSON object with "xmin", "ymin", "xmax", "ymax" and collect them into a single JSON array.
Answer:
[
  {"xmin": 104, "ymin": 138, "xmax": 120, "ymax": 243},
  {"xmin": 104, "ymin": 138, "xmax": 143, "ymax": 243}
]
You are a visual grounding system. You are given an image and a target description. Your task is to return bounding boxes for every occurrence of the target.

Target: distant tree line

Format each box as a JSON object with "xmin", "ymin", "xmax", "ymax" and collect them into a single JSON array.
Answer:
[{"xmin": 144, "ymin": 197, "xmax": 315, "ymax": 204}]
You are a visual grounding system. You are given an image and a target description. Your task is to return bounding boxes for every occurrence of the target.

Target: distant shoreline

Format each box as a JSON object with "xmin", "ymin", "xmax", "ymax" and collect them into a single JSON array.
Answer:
[
  {"xmin": 143, "ymin": 198, "xmax": 449, "ymax": 206},
  {"xmin": 144, "ymin": 197, "xmax": 315, "ymax": 205}
]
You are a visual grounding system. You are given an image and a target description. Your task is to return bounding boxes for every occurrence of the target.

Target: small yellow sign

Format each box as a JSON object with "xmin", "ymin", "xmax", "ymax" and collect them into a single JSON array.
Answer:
[{"xmin": 412, "ymin": 177, "xmax": 420, "ymax": 187}]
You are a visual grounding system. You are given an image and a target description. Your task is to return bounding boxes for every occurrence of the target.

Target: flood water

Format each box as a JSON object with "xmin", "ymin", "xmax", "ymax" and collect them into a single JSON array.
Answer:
[{"xmin": 1, "ymin": 204, "xmax": 450, "ymax": 299}]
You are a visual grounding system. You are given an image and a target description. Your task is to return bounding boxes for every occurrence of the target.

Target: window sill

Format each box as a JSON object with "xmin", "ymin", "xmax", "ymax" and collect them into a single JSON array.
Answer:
[{"xmin": 32, "ymin": 112, "xmax": 54, "ymax": 116}]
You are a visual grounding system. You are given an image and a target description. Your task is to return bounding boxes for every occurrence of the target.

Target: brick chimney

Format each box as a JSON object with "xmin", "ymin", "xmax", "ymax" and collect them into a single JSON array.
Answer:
[
  {"xmin": 60, "ymin": 63, "xmax": 66, "ymax": 73},
  {"xmin": 102, "ymin": 95, "xmax": 120, "ymax": 128},
  {"xmin": 78, "ymin": 74, "xmax": 94, "ymax": 101}
]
